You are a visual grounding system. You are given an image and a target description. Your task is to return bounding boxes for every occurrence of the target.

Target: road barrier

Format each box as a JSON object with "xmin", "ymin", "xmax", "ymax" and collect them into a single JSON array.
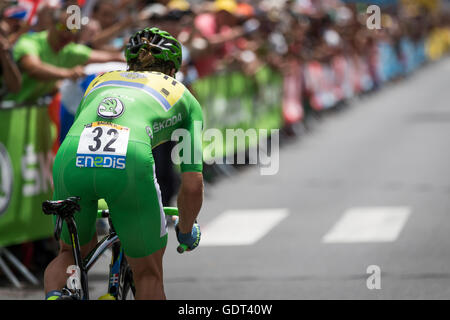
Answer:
[
  {"xmin": 0, "ymin": 104, "xmax": 54, "ymax": 247},
  {"xmin": 192, "ymin": 66, "xmax": 283, "ymax": 160}
]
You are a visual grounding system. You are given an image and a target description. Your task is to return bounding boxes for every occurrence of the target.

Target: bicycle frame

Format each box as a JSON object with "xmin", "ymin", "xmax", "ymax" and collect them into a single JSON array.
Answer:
[
  {"xmin": 62, "ymin": 215, "xmax": 121, "ymax": 300},
  {"xmin": 54, "ymin": 205, "xmax": 180, "ymax": 300}
]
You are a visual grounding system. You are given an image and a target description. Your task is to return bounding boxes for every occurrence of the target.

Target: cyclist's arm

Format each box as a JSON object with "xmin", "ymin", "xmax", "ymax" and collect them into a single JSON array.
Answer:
[
  {"xmin": 177, "ymin": 172, "xmax": 203, "ymax": 233},
  {"xmin": 176, "ymin": 93, "xmax": 204, "ymax": 233}
]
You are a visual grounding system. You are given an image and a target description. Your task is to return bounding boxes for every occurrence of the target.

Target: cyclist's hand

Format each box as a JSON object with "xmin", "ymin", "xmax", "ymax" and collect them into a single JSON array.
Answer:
[{"xmin": 174, "ymin": 218, "xmax": 201, "ymax": 251}]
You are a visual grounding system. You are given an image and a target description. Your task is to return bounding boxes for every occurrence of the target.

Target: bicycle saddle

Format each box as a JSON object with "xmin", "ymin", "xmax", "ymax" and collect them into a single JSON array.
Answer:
[{"xmin": 42, "ymin": 197, "xmax": 81, "ymax": 218}]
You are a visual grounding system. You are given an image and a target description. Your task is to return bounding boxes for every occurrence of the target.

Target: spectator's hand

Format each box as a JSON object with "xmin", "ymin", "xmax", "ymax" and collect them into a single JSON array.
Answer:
[{"xmin": 67, "ymin": 66, "xmax": 85, "ymax": 81}]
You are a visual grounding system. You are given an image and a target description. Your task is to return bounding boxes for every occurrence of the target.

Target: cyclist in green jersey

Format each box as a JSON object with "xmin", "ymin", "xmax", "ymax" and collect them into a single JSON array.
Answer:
[{"xmin": 44, "ymin": 27, "xmax": 204, "ymax": 300}]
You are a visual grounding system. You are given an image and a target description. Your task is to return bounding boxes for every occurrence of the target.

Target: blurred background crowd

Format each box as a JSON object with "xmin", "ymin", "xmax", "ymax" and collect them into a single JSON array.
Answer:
[
  {"xmin": 1, "ymin": 0, "xmax": 450, "ymax": 286},
  {"xmin": 1, "ymin": 0, "xmax": 450, "ymax": 96}
]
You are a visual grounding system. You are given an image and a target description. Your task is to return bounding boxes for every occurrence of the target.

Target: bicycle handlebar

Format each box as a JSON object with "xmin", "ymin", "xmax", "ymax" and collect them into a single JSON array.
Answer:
[
  {"xmin": 96, "ymin": 207, "xmax": 189, "ymax": 254},
  {"xmin": 177, "ymin": 244, "xmax": 189, "ymax": 253},
  {"xmin": 96, "ymin": 207, "xmax": 180, "ymax": 218}
]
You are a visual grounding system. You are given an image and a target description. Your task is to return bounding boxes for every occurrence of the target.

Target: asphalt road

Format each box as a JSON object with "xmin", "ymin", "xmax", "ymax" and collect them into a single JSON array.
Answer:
[{"xmin": 2, "ymin": 57, "xmax": 450, "ymax": 300}]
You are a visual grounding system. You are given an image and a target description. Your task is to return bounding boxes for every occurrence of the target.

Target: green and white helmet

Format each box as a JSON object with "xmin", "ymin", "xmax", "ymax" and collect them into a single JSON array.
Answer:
[{"xmin": 125, "ymin": 27, "xmax": 182, "ymax": 72}]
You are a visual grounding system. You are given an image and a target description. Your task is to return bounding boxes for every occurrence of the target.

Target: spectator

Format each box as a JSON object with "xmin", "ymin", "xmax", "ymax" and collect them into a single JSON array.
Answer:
[
  {"xmin": 79, "ymin": 0, "xmax": 153, "ymax": 51},
  {"xmin": 0, "ymin": 31, "xmax": 21, "ymax": 98},
  {"xmin": 33, "ymin": 4, "xmax": 56, "ymax": 32},
  {"xmin": 4, "ymin": 5, "xmax": 125, "ymax": 104},
  {"xmin": 91, "ymin": 0, "xmax": 117, "ymax": 30},
  {"xmin": 190, "ymin": 0, "xmax": 245, "ymax": 77},
  {"xmin": 1, "ymin": 4, "xmax": 29, "ymax": 45}
]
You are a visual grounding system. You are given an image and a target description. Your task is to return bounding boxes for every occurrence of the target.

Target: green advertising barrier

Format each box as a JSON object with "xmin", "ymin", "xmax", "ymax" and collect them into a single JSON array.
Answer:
[
  {"xmin": 0, "ymin": 105, "xmax": 54, "ymax": 247},
  {"xmin": 192, "ymin": 66, "xmax": 282, "ymax": 161}
]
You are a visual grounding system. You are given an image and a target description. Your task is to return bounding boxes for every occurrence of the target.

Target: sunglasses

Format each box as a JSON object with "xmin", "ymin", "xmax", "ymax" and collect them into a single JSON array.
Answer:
[
  {"xmin": 149, "ymin": 46, "xmax": 162, "ymax": 55},
  {"xmin": 55, "ymin": 22, "xmax": 79, "ymax": 35}
]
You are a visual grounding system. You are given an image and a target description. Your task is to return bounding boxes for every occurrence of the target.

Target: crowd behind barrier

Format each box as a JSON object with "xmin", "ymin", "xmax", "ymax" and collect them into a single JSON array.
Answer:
[{"xmin": 1, "ymin": 0, "xmax": 450, "ymax": 275}]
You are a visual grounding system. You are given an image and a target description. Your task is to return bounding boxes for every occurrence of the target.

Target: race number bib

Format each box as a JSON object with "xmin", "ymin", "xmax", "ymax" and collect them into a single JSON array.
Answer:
[{"xmin": 76, "ymin": 122, "xmax": 130, "ymax": 169}]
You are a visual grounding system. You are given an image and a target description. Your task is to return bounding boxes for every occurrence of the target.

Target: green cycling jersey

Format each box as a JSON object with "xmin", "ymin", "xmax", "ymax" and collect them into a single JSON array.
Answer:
[{"xmin": 52, "ymin": 70, "xmax": 203, "ymax": 257}]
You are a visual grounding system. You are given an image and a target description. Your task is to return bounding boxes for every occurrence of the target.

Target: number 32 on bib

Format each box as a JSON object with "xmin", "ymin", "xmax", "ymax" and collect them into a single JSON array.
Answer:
[{"xmin": 76, "ymin": 122, "xmax": 130, "ymax": 170}]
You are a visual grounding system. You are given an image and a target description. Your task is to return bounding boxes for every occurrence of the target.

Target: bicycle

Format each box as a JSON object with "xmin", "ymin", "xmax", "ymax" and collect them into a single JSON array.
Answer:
[{"xmin": 42, "ymin": 196, "xmax": 188, "ymax": 300}]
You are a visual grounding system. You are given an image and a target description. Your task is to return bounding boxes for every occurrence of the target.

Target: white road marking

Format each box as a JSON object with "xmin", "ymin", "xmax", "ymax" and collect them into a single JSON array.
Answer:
[
  {"xmin": 444, "ymin": 59, "xmax": 450, "ymax": 71},
  {"xmin": 323, "ymin": 207, "xmax": 411, "ymax": 243},
  {"xmin": 201, "ymin": 209, "xmax": 289, "ymax": 246}
]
